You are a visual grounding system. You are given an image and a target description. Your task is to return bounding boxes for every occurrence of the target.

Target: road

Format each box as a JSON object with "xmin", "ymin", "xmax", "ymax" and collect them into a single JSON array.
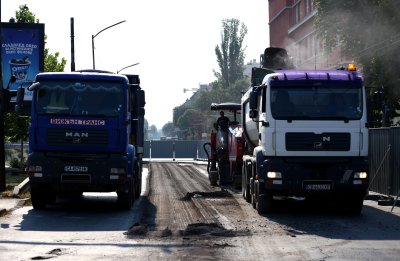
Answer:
[{"xmin": 1, "ymin": 161, "xmax": 400, "ymax": 260}]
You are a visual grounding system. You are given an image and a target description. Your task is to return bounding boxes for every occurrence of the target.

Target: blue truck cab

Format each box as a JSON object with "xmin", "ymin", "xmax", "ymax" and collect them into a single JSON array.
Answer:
[{"xmin": 25, "ymin": 70, "xmax": 145, "ymax": 209}]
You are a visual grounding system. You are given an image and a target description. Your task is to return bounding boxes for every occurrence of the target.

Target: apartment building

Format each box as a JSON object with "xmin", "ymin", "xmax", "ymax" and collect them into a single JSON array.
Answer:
[{"xmin": 269, "ymin": 0, "xmax": 351, "ymax": 69}]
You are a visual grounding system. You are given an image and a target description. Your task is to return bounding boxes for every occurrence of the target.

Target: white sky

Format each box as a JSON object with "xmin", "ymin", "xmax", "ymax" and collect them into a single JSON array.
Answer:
[{"xmin": 2, "ymin": 0, "xmax": 269, "ymax": 129}]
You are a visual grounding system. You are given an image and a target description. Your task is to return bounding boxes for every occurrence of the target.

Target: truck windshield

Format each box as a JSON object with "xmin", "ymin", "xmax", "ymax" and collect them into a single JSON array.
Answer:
[
  {"xmin": 35, "ymin": 80, "xmax": 124, "ymax": 117},
  {"xmin": 270, "ymin": 81, "xmax": 363, "ymax": 120}
]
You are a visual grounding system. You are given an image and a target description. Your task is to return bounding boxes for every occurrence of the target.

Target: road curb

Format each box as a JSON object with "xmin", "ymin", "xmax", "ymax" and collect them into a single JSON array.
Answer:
[{"xmin": 12, "ymin": 178, "xmax": 30, "ymax": 196}]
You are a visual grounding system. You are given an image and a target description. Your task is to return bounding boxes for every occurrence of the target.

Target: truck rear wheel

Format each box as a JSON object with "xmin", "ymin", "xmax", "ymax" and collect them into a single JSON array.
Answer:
[
  {"xmin": 242, "ymin": 162, "xmax": 252, "ymax": 203},
  {"xmin": 244, "ymin": 183, "xmax": 251, "ymax": 203},
  {"xmin": 135, "ymin": 163, "xmax": 142, "ymax": 199},
  {"xmin": 250, "ymin": 178, "xmax": 256, "ymax": 208}
]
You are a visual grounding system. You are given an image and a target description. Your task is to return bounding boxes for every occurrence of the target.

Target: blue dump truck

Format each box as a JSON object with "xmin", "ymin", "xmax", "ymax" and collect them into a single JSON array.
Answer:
[{"xmin": 18, "ymin": 70, "xmax": 145, "ymax": 209}]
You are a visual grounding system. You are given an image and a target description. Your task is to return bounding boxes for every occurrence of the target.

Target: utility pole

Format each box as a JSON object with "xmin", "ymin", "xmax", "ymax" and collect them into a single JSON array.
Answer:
[
  {"xmin": 0, "ymin": 7, "xmax": 5, "ymax": 191},
  {"xmin": 70, "ymin": 18, "xmax": 75, "ymax": 72}
]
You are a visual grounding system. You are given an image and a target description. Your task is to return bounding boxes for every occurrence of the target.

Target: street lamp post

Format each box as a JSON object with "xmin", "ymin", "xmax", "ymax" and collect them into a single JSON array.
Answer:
[
  {"xmin": 92, "ymin": 20, "xmax": 126, "ymax": 69},
  {"xmin": 116, "ymin": 62, "xmax": 140, "ymax": 74}
]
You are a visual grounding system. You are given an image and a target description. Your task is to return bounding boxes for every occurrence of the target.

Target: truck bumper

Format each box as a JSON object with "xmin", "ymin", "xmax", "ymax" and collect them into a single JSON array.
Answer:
[
  {"xmin": 259, "ymin": 157, "xmax": 368, "ymax": 197},
  {"xmin": 27, "ymin": 152, "xmax": 133, "ymax": 193}
]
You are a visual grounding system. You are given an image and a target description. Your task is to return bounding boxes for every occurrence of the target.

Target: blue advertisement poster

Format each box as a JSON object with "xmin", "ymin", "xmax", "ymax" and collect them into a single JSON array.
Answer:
[{"xmin": 1, "ymin": 23, "xmax": 44, "ymax": 100}]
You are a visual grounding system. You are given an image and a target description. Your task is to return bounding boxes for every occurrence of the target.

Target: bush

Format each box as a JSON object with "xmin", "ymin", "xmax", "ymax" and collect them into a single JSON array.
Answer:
[{"xmin": 9, "ymin": 158, "xmax": 25, "ymax": 169}]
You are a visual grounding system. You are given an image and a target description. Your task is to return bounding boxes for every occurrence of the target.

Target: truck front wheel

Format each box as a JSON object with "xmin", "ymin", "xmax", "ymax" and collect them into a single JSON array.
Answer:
[
  {"xmin": 30, "ymin": 187, "xmax": 48, "ymax": 210},
  {"xmin": 256, "ymin": 193, "xmax": 274, "ymax": 214},
  {"xmin": 255, "ymin": 181, "xmax": 274, "ymax": 214},
  {"xmin": 117, "ymin": 181, "xmax": 135, "ymax": 210},
  {"xmin": 344, "ymin": 191, "xmax": 364, "ymax": 215}
]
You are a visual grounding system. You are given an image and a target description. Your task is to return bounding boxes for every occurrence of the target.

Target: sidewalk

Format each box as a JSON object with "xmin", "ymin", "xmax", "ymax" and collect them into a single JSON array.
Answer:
[
  {"xmin": 0, "ymin": 173, "xmax": 30, "ymax": 216},
  {"xmin": 0, "ymin": 197, "xmax": 25, "ymax": 215}
]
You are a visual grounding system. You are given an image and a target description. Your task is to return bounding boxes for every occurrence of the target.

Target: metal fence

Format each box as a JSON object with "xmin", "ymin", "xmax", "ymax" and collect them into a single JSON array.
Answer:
[
  {"xmin": 368, "ymin": 127, "xmax": 400, "ymax": 197},
  {"xmin": 143, "ymin": 140, "xmax": 208, "ymax": 159}
]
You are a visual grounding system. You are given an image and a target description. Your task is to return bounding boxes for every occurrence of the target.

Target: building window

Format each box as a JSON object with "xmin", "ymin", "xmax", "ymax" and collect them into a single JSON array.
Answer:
[
  {"xmin": 296, "ymin": 3, "xmax": 301, "ymax": 23},
  {"xmin": 305, "ymin": 0, "xmax": 314, "ymax": 16}
]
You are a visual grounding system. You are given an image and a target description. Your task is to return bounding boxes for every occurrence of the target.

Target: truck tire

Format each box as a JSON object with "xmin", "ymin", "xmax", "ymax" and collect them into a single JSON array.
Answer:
[
  {"xmin": 345, "ymin": 192, "xmax": 364, "ymax": 215},
  {"xmin": 209, "ymin": 170, "xmax": 218, "ymax": 186},
  {"xmin": 30, "ymin": 187, "xmax": 47, "ymax": 210},
  {"xmin": 118, "ymin": 181, "xmax": 135, "ymax": 210},
  {"xmin": 135, "ymin": 163, "xmax": 142, "ymax": 199},
  {"xmin": 250, "ymin": 177, "xmax": 256, "ymax": 208},
  {"xmin": 242, "ymin": 164, "xmax": 246, "ymax": 198},
  {"xmin": 244, "ymin": 183, "xmax": 251, "ymax": 203},
  {"xmin": 243, "ymin": 162, "xmax": 252, "ymax": 203},
  {"xmin": 256, "ymin": 193, "xmax": 273, "ymax": 214}
]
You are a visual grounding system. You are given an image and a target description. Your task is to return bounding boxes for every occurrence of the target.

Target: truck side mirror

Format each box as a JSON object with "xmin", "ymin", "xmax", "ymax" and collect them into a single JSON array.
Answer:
[
  {"xmin": 249, "ymin": 109, "xmax": 258, "ymax": 119},
  {"xmin": 249, "ymin": 91, "xmax": 258, "ymax": 110}
]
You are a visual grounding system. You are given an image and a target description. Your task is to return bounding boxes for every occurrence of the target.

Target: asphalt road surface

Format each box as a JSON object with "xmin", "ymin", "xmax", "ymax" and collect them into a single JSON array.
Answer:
[{"xmin": 1, "ymin": 161, "xmax": 399, "ymax": 260}]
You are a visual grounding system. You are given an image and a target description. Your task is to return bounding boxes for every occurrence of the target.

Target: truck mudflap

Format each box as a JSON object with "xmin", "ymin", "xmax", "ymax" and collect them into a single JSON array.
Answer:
[{"xmin": 258, "ymin": 157, "xmax": 369, "ymax": 197}]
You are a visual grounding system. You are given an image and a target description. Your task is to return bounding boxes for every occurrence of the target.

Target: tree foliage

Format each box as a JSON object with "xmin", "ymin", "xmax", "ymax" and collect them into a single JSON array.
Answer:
[
  {"xmin": 172, "ymin": 78, "xmax": 249, "ymax": 139},
  {"xmin": 215, "ymin": 18, "xmax": 247, "ymax": 88},
  {"xmin": 12, "ymin": 5, "xmax": 67, "ymax": 72},
  {"xmin": 162, "ymin": 122, "xmax": 176, "ymax": 137},
  {"xmin": 315, "ymin": 0, "xmax": 400, "ymax": 125},
  {"xmin": 171, "ymin": 18, "xmax": 250, "ymax": 139}
]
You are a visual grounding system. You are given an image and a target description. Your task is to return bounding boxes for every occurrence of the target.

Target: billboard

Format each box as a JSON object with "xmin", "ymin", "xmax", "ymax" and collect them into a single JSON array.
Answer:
[{"xmin": 1, "ymin": 22, "xmax": 45, "ymax": 100}]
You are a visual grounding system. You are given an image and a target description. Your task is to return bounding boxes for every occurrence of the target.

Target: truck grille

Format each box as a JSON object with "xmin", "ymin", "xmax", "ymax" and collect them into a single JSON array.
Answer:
[
  {"xmin": 47, "ymin": 128, "xmax": 108, "ymax": 146},
  {"xmin": 286, "ymin": 132, "xmax": 350, "ymax": 151}
]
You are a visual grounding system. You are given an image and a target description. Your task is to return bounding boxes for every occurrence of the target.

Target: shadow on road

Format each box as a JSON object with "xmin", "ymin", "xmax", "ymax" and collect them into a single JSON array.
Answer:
[
  {"xmin": 260, "ymin": 198, "xmax": 400, "ymax": 240},
  {"xmin": 19, "ymin": 193, "xmax": 138, "ymax": 232}
]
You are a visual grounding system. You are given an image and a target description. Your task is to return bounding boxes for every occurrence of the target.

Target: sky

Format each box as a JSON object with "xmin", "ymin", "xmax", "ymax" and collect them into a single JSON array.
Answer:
[{"xmin": 1, "ymin": 0, "xmax": 270, "ymax": 129}]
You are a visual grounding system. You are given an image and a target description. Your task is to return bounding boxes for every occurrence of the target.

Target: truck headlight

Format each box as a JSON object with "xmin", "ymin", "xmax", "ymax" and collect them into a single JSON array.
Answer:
[
  {"xmin": 267, "ymin": 171, "xmax": 282, "ymax": 179},
  {"xmin": 354, "ymin": 172, "xmax": 367, "ymax": 179}
]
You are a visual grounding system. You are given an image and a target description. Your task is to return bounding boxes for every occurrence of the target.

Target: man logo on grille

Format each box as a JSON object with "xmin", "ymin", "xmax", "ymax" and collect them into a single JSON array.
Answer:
[
  {"xmin": 65, "ymin": 132, "xmax": 89, "ymax": 144},
  {"xmin": 65, "ymin": 132, "xmax": 89, "ymax": 138},
  {"xmin": 322, "ymin": 136, "xmax": 331, "ymax": 142}
]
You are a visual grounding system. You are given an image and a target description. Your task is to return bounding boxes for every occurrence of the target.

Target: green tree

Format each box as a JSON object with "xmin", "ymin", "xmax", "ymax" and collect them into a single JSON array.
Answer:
[
  {"xmin": 162, "ymin": 122, "xmax": 176, "ymax": 137},
  {"xmin": 315, "ymin": 0, "xmax": 400, "ymax": 125},
  {"xmin": 12, "ymin": 5, "xmax": 67, "ymax": 72},
  {"xmin": 215, "ymin": 18, "xmax": 247, "ymax": 88},
  {"xmin": 5, "ymin": 5, "xmax": 67, "ymax": 166},
  {"xmin": 172, "ymin": 18, "xmax": 250, "ymax": 138}
]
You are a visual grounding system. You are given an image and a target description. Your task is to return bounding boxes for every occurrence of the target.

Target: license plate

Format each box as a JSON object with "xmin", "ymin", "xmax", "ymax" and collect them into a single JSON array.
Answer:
[
  {"xmin": 305, "ymin": 183, "xmax": 331, "ymax": 190},
  {"xmin": 64, "ymin": 166, "xmax": 88, "ymax": 172}
]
